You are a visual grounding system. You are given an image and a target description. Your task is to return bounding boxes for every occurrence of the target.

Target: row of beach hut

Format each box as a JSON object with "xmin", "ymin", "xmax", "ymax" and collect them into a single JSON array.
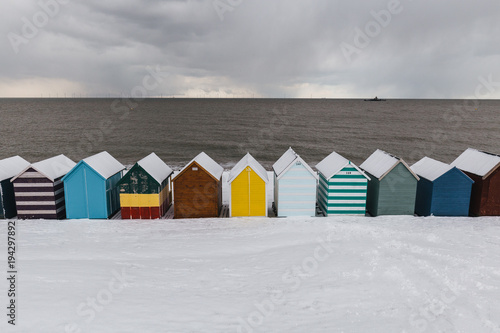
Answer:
[{"xmin": 0, "ymin": 148, "xmax": 498, "ymax": 220}]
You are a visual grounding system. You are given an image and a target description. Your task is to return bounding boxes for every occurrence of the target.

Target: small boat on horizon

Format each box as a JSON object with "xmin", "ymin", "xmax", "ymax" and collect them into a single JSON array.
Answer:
[{"xmin": 364, "ymin": 96, "xmax": 386, "ymax": 101}]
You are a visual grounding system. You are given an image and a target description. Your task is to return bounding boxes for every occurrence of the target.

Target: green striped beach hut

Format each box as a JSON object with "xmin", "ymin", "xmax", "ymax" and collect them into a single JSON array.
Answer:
[{"xmin": 316, "ymin": 151, "xmax": 370, "ymax": 216}]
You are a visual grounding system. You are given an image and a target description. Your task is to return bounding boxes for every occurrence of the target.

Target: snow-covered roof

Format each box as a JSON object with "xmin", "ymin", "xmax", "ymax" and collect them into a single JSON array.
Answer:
[
  {"xmin": 137, "ymin": 152, "xmax": 173, "ymax": 184},
  {"xmin": 228, "ymin": 153, "xmax": 269, "ymax": 184},
  {"xmin": 175, "ymin": 152, "xmax": 223, "ymax": 181},
  {"xmin": 83, "ymin": 151, "xmax": 125, "ymax": 179},
  {"xmin": 411, "ymin": 157, "xmax": 454, "ymax": 182},
  {"xmin": 316, "ymin": 151, "xmax": 369, "ymax": 180},
  {"xmin": 0, "ymin": 156, "xmax": 30, "ymax": 181},
  {"xmin": 13, "ymin": 155, "xmax": 76, "ymax": 182},
  {"xmin": 272, "ymin": 147, "xmax": 317, "ymax": 180},
  {"xmin": 451, "ymin": 148, "xmax": 500, "ymax": 179},
  {"xmin": 360, "ymin": 149, "xmax": 418, "ymax": 180}
]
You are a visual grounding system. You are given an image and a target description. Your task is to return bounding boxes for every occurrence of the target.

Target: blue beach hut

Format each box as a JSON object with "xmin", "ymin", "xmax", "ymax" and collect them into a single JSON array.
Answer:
[
  {"xmin": 63, "ymin": 151, "xmax": 125, "ymax": 219},
  {"xmin": 411, "ymin": 157, "xmax": 474, "ymax": 216},
  {"xmin": 0, "ymin": 156, "xmax": 30, "ymax": 218},
  {"xmin": 272, "ymin": 148, "xmax": 318, "ymax": 217}
]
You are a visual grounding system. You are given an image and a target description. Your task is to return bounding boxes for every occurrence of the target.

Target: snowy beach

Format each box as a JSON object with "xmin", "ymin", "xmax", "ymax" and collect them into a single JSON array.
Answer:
[{"xmin": 2, "ymin": 215, "xmax": 500, "ymax": 332}]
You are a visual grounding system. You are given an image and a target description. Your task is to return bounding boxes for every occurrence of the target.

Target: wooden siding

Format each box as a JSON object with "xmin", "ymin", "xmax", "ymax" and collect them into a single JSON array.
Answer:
[
  {"xmin": 415, "ymin": 168, "xmax": 473, "ymax": 216},
  {"xmin": 13, "ymin": 167, "xmax": 66, "ymax": 219},
  {"xmin": 1, "ymin": 179, "xmax": 18, "ymax": 219},
  {"xmin": 318, "ymin": 166, "xmax": 368, "ymax": 216},
  {"xmin": 173, "ymin": 162, "xmax": 221, "ymax": 218},
  {"xmin": 367, "ymin": 163, "xmax": 417, "ymax": 216},
  {"xmin": 64, "ymin": 163, "xmax": 122, "ymax": 219},
  {"xmin": 465, "ymin": 169, "xmax": 500, "ymax": 216},
  {"xmin": 275, "ymin": 162, "xmax": 316, "ymax": 217},
  {"xmin": 231, "ymin": 166, "xmax": 266, "ymax": 217}
]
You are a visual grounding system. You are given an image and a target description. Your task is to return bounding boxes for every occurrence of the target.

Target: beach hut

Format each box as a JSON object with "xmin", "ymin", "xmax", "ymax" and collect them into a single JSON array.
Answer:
[
  {"xmin": 316, "ymin": 151, "xmax": 370, "ymax": 216},
  {"xmin": 62, "ymin": 151, "xmax": 125, "ymax": 219},
  {"xmin": 11, "ymin": 155, "xmax": 75, "ymax": 219},
  {"xmin": 117, "ymin": 153, "xmax": 173, "ymax": 219},
  {"xmin": 228, "ymin": 153, "xmax": 269, "ymax": 217},
  {"xmin": 451, "ymin": 148, "xmax": 500, "ymax": 216},
  {"xmin": 272, "ymin": 148, "xmax": 318, "ymax": 217},
  {"xmin": 172, "ymin": 152, "xmax": 223, "ymax": 219},
  {"xmin": 0, "ymin": 156, "xmax": 30, "ymax": 219},
  {"xmin": 411, "ymin": 157, "xmax": 474, "ymax": 216},
  {"xmin": 360, "ymin": 149, "xmax": 419, "ymax": 216}
]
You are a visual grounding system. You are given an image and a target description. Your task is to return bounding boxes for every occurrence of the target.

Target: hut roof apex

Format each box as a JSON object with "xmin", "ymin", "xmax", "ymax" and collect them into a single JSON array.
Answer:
[
  {"xmin": 451, "ymin": 148, "xmax": 500, "ymax": 179},
  {"xmin": 24, "ymin": 155, "xmax": 76, "ymax": 182},
  {"xmin": 0, "ymin": 156, "xmax": 30, "ymax": 181},
  {"xmin": 83, "ymin": 151, "xmax": 125, "ymax": 179},
  {"xmin": 273, "ymin": 148, "xmax": 317, "ymax": 180},
  {"xmin": 360, "ymin": 149, "xmax": 418, "ymax": 180},
  {"xmin": 175, "ymin": 152, "xmax": 223, "ymax": 181},
  {"xmin": 316, "ymin": 151, "xmax": 369, "ymax": 180},
  {"xmin": 137, "ymin": 152, "xmax": 173, "ymax": 184},
  {"xmin": 229, "ymin": 153, "xmax": 268, "ymax": 184},
  {"xmin": 411, "ymin": 157, "xmax": 456, "ymax": 182}
]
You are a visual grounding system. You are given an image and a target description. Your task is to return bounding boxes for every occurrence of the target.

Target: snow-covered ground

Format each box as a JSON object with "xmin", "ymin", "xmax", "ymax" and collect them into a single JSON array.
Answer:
[{"xmin": 1, "ymin": 215, "xmax": 500, "ymax": 333}]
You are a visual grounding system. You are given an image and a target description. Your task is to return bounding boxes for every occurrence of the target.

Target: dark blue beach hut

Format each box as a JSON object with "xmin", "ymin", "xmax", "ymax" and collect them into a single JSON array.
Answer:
[
  {"xmin": 0, "ymin": 156, "xmax": 30, "ymax": 218},
  {"xmin": 411, "ymin": 157, "xmax": 474, "ymax": 216},
  {"xmin": 62, "ymin": 151, "xmax": 125, "ymax": 219}
]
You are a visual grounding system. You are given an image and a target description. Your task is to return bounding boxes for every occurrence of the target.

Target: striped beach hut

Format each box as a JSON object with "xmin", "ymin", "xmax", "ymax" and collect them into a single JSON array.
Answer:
[
  {"xmin": 412, "ymin": 157, "xmax": 473, "ymax": 216},
  {"xmin": 451, "ymin": 148, "xmax": 500, "ymax": 216},
  {"xmin": 229, "ymin": 153, "xmax": 269, "ymax": 217},
  {"xmin": 316, "ymin": 151, "xmax": 370, "ymax": 216},
  {"xmin": 0, "ymin": 156, "xmax": 30, "ymax": 219},
  {"xmin": 12, "ymin": 155, "xmax": 76, "ymax": 219},
  {"xmin": 62, "ymin": 151, "xmax": 125, "ymax": 219},
  {"xmin": 118, "ymin": 153, "xmax": 173, "ymax": 219},
  {"xmin": 360, "ymin": 149, "xmax": 419, "ymax": 216},
  {"xmin": 172, "ymin": 152, "xmax": 224, "ymax": 219},
  {"xmin": 272, "ymin": 148, "xmax": 318, "ymax": 217}
]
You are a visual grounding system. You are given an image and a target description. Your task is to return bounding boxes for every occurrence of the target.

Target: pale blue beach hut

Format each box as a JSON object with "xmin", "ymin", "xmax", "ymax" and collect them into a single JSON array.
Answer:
[
  {"xmin": 62, "ymin": 151, "xmax": 125, "ymax": 219},
  {"xmin": 272, "ymin": 148, "xmax": 318, "ymax": 217}
]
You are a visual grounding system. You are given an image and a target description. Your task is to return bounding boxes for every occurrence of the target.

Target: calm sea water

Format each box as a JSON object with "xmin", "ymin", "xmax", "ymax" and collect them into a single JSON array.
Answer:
[{"xmin": 0, "ymin": 98, "xmax": 498, "ymax": 170}]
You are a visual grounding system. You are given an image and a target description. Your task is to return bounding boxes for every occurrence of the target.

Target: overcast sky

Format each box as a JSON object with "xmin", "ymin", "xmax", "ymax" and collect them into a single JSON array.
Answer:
[{"xmin": 1, "ymin": 0, "xmax": 500, "ymax": 98}]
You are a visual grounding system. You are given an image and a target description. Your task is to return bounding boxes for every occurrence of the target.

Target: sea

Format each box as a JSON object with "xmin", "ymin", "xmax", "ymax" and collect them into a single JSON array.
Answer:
[{"xmin": 0, "ymin": 98, "xmax": 498, "ymax": 170}]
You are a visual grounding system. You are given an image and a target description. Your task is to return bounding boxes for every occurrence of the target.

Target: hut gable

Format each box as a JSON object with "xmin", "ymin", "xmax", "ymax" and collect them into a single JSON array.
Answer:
[
  {"xmin": 316, "ymin": 151, "xmax": 369, "ymax": 216},
  {"xmin": 12, "ymin": 155, "xmax": 75, "ymax": 220},
  {"xmin": 136, "ymin": 153, "xmax": 173, "ymax": 185},
  {"xmin": 451, "ymin": 148, "xmax": 500, "ymax": 179},
  {"xmin": 229, "ymin": 153, "xmax": 268, "ymax": 217},
  {"xmin": 412, "ymin": 157, "xmax": 474, "ymax": 216},
  {"xmin": 173, "ymin": 152, "xmax": 223, "ymax": 219},
  {"xmin": 81, "ymin": 151, "xmax": 125, "ymax": 180},
  {"xmin": 229, "ymin": 153, "xmax": 268, "ymax": 184},
  {"xmin": 0, "ymin": 156, "xmax": 30, "ymax": 181},
  {"xmin": 272, "ymin": 148, "xmax": 317, "ymax": 217},
  {"xmin": 272, "ymin": 147, "xmax": 317, "ymax": 180},
  {"xmin": 316, "ymin": 151, "xmax": 370, "ymax": 181},
  {"xmin": 360, "ymin": 149, "xmax": 418, "ymax": 181},
  {"xmin": 174, "ymin": 152, "xmax": 223, "ymax": 182}
]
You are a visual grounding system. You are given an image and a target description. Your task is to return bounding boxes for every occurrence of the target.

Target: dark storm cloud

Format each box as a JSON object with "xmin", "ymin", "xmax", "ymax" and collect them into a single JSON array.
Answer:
[{"xmin": 1, "ymin": 0, "xmax": 500, "ymax": 97}]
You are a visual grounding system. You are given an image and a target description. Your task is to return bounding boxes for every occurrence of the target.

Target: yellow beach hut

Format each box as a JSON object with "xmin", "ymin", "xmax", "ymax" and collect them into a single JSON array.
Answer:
[{"xmin": 228, "ymin": 153, "xmax": 269, "ymax": 217}]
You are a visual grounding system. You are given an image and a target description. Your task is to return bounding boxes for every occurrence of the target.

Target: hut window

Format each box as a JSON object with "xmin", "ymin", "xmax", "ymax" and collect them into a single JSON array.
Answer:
[{"xmin": 192, "ymin": 167, "xmax": 198, "ymax": 171}]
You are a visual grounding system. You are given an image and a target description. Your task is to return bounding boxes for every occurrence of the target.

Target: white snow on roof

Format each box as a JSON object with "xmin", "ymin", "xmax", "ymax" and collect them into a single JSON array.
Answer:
[
  {"xmin": 273, "ymin": 147, "xmax": 317, "ymax": 180},
  {"xmin": 360, "ymin": 149, "xmax": 399, "ymax": 179},
  {"xmin": 83, "ymin": 151, "xmax": 125, "ymax": 179},
  {"xmin": 411, "ymin": 157, "xmax": 454, "ymax": 181},
  {"xmin": 137, "ymin": 152, "xmax": 173, "ymax": 184},
  {"xmin": 0, "ymin": 156, "xmax": 30, "ymax": 181},
  {"xmin": 229, "ymin": 153, "xmax": 269, "ymax": 183},
  {"xmin": 176, "ymin": 152, "xmax": 223, "ymax": 181},
  {"xmin": 451, "ymin": 148, "xmax": 500, "ymax": 178},
  {"xmin": 32, "ymin": 155, "xmax": 76, "ymax": 181},
  {"xmin": 316, "ymin": 151, "xmax": 350, "ymax": 179}
]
